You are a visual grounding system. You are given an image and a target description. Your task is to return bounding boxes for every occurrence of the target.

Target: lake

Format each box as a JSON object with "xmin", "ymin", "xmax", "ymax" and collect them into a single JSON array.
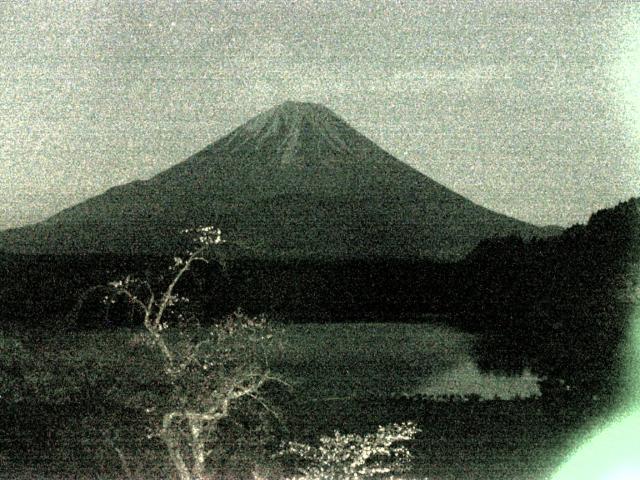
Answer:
[{"xmin": 276, "ymin": 322, "xmax": 541, "ymax": 400}]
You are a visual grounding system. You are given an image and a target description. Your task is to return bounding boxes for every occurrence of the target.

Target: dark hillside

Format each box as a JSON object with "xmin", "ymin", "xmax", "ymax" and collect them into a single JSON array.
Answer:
[{"xmin": 453, "ymin": 198, "xmax": 640, "ymax": 400}]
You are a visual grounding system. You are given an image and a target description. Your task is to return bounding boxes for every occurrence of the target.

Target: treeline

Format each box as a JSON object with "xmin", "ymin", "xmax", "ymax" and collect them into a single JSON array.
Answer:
[
  {"xmin": 453, "ymin": 198, "xmax": 639, "ymax": 398},
  {"xmin": 0, "ymin": 253, "xmax": 168, "ymax": 329},
  {"xmin": 0, "ymin": 252, "xmax": 458, "ymax": 327}
]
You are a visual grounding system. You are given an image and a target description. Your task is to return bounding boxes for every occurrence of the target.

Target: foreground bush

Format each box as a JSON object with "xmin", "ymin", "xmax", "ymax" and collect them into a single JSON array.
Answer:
[{"xmin": 279, "ymin": 422, "xmax": 420, "ymax": 480}]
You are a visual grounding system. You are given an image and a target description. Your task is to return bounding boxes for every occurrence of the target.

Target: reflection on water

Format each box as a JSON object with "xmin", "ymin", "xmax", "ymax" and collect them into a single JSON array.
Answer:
[
  {"xmin": 415, "ymin": 359, "xmax": 541, "ymax": 400},
  {"xmin": 280, "ymin": 322, "xmax": 542, "ymax": 399}
]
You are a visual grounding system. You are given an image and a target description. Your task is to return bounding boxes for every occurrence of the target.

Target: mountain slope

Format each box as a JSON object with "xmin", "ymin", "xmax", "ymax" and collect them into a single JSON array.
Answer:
[{"xmin": 0, "ymin": 101, "xmax": 561, "ymax": 259}]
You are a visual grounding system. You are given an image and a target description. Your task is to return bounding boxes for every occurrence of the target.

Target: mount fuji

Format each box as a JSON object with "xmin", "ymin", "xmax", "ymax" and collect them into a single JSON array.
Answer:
[{"xmin": 0, "ymin": 101, "xmax": 560, "ymax": 259}]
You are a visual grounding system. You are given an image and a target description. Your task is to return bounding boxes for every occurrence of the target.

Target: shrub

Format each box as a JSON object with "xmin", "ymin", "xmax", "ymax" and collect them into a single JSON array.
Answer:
[{"xmin": 279, "ymin": 422, "xmax": 420, "ymax": 480}]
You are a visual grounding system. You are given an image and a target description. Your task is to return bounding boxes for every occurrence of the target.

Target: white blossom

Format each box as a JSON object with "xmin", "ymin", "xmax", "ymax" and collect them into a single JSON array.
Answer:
[{"xmin": 281, "ymin": 422, "xmax": 420, "ymax": 480}]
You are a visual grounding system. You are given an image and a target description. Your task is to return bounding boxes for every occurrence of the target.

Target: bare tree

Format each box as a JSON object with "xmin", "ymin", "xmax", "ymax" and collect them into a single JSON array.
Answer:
[{"xmin": 108, "ymin": 227, "xmax": 285, "ymax": 480}]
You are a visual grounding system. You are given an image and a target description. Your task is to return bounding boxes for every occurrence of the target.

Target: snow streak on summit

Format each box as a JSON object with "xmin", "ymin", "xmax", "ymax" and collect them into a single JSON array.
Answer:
[{"xmin": 224, "ymin": 101, "xmax": 356, "ymax": 164}]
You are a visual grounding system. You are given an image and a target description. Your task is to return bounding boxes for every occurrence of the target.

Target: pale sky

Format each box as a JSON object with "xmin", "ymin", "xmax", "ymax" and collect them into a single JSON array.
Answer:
[{"xmin": 1, "ymin": 0, "xmax": 639, "ymax": 230}]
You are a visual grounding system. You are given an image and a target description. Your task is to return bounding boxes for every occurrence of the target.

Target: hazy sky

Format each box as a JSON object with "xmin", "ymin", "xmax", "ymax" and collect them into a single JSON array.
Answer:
[{"xmin": 1, "ymin": 0, "xmax": 639, "ymax": 229}]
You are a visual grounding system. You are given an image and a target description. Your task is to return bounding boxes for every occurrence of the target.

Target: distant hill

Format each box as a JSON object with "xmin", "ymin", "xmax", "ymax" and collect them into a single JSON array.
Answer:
[{"xmin": 0, "ymin": 101, "xmax": 561, "ymax": 259}]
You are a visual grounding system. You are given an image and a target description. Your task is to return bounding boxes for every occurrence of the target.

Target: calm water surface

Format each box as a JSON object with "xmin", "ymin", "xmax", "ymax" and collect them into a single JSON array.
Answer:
[{"xmin": 277, "ymin": 322, "xmax": 541, "ymax": 400}]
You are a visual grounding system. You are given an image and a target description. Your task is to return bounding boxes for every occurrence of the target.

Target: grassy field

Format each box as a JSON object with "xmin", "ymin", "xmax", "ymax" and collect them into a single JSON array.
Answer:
[{"xmin": 0, "ymin": 322, "xmax": 608, "ymax": 479}]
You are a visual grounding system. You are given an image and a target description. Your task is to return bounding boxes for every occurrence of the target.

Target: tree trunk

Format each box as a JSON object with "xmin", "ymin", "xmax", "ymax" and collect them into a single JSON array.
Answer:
[
  {"xmin": 162, "ymin": 413, "xmax": 191, "ymax": 480},
  {"xmin": 190, "ymin": 416, "xmax": 207, "ymax": 480}
]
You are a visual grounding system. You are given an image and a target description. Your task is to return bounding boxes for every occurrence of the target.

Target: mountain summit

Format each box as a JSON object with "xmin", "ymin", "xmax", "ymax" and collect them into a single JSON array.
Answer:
[
  {"xmin": 219, "ymin": 101, "xmax": 358, "ymax": 167},
  {"xmin": 0, "ymin": 102, "xmax": 560, "ymax": 259},
  {"xmin": 149, "ymin": 100, "xmax": 434, "ymax": 200}
]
